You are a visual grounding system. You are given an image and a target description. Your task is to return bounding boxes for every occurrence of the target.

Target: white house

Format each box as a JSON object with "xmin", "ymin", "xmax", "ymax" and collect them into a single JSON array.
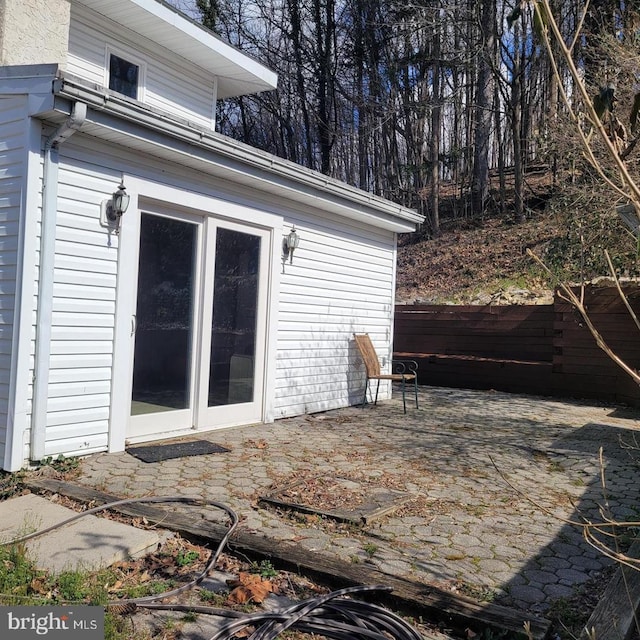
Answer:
[{"xmin": 0, "ymin": 0, "xmax": 422, "ymax": 471}]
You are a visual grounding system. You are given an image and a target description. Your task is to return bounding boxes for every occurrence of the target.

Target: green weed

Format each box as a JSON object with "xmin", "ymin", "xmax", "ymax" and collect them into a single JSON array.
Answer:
[
  {"xmin": 176, "ymin": 550, "xmax": 200, "ymax": 567},
  {"xmin": 0, "ymin": 470, "xmax": 27, "ymax": 501},
  {"xmin": 199, "ymin": 589, "xmax": 227, "ymax": 605},
  {"xmin": 40, "ymin": 455, "xmax": 81, "ymax": 478},
  {"xmin": 250, "ymin": 559, "xmax": 278, "ymax": 578},
  {"xmin": 122, "ymin": 579, "xmax": 173, "ymax": 600},
  {"xmin": 57, "ymin": 570, "xmax": 90, "ymax": 602},
  {"xmin": 104, "ymin": 611, "xmax": 138, "ymax": 640},
  {"xmin": 0, "ymin": 541, "xmax": 175, "ymax": 640},
  {"xmin": 548, "ymin": 596, "xmax": 588, "ymax": 639},
  {"xmin": 0, "ymin": 543, "xmax": 43, "ymax": 604}
]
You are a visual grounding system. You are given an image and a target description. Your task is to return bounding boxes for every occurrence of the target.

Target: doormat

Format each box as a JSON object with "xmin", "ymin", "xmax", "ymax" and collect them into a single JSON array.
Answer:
[
  {"xmin": 126, "ymin": 440, "xmax": 230, "ymax": 463},
  {"xmin": 259, "ymin": 476, "xmax": 414, "ymax": 525}
]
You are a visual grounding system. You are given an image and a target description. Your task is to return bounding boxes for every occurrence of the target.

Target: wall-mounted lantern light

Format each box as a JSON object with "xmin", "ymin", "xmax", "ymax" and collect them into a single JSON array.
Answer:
[
  {"xmin": 284, "ymin": 226, "xmax": 300, "ymax": 264},
  {"xmin": 101, "ymin": 179, "xmax": 130, "ymax": 235}
]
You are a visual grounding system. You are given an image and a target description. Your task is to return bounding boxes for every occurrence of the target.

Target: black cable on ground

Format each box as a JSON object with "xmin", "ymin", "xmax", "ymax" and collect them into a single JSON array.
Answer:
[
  {"xmin": 140, "ymin": 586, "xmax": 426, "ymax": 640},
  {"xmin": 2, "ymin": 494, "xmax": 428, "ymax": 639},
  {"xmin": 207, "ymin": 585, "xmax": 425, "ymax": 640}
]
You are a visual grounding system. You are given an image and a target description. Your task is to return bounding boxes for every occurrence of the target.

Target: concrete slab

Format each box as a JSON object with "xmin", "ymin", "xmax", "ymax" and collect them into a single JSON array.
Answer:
[{"xmin": 0, "ymin": 494, "xmax": 160, "ymax": 573}]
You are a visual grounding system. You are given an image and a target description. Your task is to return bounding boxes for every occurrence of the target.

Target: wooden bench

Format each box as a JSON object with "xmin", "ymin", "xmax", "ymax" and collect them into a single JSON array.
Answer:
[{"xmin": 393, "ymin": 351, "xmax": 553, "ymax": 396}]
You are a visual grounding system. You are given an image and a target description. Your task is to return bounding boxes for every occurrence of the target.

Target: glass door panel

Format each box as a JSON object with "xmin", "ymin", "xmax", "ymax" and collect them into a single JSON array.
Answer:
[
  {"xmin": 208, "ymin": 228, "xmax": 261, "ymax": 407},
  {"xmin": 131, "ymin": 213, "xmax": 197, "ymax": 417},
  {"xmin": 127, "ymin": 209, "xmax": 270, "ymax": 440}
]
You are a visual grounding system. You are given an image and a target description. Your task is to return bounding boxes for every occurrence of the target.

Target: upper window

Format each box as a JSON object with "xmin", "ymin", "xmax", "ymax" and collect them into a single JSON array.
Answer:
[{"xmin": 109, "ymin": 53, "xmax": 139, "ymax": 99}]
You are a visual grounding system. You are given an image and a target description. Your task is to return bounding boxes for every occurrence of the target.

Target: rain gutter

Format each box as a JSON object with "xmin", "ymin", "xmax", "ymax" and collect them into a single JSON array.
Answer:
[{"xmin": 51, "ymin": 76, "xmax": 424, "ymax": 231}]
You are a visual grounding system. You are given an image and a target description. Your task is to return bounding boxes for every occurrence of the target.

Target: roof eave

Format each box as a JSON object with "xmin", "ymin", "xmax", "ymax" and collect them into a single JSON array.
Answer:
[
  {"xmin": 36, "ymin": 73, "xmax": 423, "ymax": 232},
  {"xmin": 73, "ymin": 0, "xmax": 278, "ymax": 98}
]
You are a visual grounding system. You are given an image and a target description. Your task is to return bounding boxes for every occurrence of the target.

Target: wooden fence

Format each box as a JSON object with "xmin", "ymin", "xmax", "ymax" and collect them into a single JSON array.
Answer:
[{"xmin": 393, "ymin": 285, "xmax": 640, "ymax": 406}]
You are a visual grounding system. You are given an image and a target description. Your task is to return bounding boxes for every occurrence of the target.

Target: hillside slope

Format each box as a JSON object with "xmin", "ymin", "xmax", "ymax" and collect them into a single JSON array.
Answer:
[{"xmin": 395, "ymin": 212, "xmax": 559, "ymax": 305}]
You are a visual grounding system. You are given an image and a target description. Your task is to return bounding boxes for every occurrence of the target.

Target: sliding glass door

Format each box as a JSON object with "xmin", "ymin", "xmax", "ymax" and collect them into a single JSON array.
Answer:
[{"xmin": 128, "ymin": 211, "xmax": 269, "ymax": 440}]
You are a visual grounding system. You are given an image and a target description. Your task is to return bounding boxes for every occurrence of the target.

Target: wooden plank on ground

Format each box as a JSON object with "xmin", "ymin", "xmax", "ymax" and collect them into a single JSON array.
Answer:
[
  {"xmin": 580, "ymin": 539, "xmax": 640, "ymax": 640},
  {"xmin": 25, "ymin": 477, "xmax": 551, "ymax": 640}
]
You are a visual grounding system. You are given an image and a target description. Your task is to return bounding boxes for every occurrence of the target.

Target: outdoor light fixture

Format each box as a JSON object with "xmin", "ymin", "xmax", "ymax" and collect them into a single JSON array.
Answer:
[
  {"xmin": 102, "ymin": 179, "xmax": 130, "ymax": 234},
  {"xmin": 284, "ymin": 226, "xmax": 300, "ymax": 264}
]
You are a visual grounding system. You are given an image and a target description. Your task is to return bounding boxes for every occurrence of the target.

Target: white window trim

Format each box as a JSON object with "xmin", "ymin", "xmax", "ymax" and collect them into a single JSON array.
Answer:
[{"xmin": 104, "ymin": 45, "xmax": 147, "ymax": 102}]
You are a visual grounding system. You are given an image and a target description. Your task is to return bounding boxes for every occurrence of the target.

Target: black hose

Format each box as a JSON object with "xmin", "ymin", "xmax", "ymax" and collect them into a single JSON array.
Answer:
[{"xmin": 207, "ymin": 584, "xmax": 425, "ymax": 640}]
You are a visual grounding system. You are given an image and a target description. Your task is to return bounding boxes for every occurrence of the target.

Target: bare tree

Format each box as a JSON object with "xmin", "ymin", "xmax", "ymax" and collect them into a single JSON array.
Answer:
[
  {"xmin": 471, "ymin": 0, "xmax": 495, "ymax": 215},
  {"xmin": 177, "ymin": 0, "xmax": 628, "ymax": 232},
  {"xmin": 430, "ymin": 5, "xmax": 443, "ymax": 234},
  {"xmin": 514, "ymin": 0, "xmax": 640, "ymax": 377}
]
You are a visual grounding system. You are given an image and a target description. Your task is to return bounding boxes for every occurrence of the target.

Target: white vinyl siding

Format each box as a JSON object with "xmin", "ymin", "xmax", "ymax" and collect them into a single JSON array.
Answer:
[
  {"xmin": 0, "ymin": 96, "xmax": 29, "ymax": 464},
  {"xmin": 67, "ymin": 5, "xmax": 216, "ymax": 130},
  {"xmin": 30, "ymin": 135, "xmax": 400, "ymax": 459},
  {"xmin": 275, "ymin": 216, "xmax": 396, "ymax": 417},
  {"xmin": 42, "ymin": 156, "xmax": 119, "ymax": 457}
]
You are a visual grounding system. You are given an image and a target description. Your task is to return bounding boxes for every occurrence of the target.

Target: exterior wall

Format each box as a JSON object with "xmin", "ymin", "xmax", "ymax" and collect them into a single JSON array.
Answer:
[
  {"xmin": 29, "ymin": 135, "xmax": 398, "ymax": 460},
  {"xmin": 0, "ymin": 95, "xmax": 29, "ymax": 464},
  {"xmin": 275, "ymin": 216, "xmax": 396, "ymax": 417},
  {"xmin": 0, "ymin": 0, "xmax": 70, "ymax": 68},
  {"xmin": 41, "ymin": 157, "xmax": 118, "ymax": 457},
  {"xmin": 0, "ymin": 2, "xmax": 410, "ymax": 467},
  {"xmin": 67, "ymin": 5, "xmax": 216, "ymax": 130}
]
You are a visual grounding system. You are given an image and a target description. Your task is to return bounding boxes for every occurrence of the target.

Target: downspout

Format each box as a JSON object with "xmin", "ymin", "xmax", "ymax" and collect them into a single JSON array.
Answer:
[{"xmin": 30, "ymin": 102, "xmax": 87, "ymax": 461}]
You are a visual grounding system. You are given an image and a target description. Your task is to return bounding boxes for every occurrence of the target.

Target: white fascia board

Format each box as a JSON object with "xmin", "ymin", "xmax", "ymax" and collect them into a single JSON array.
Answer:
[
  {"xmin": 139, "ymin": 0, "xmax": 277, "ymax": 83},
  {"xmin": 48, "ymin": 77, "xmax": 424, "ymax": 232},
  {"xmin": 74, "ymin": 0, "xmax": 277, "ymax": 97}
]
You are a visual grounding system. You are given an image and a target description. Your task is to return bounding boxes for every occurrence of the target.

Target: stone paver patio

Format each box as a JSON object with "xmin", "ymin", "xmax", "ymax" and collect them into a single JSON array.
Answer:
[{"xmin": 77, "ymin": 385, "xmax": 640, "ymax": 617}]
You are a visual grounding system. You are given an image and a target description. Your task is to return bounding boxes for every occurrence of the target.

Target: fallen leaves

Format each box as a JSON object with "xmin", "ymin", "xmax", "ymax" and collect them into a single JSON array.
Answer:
[
  {"xmin": 396, "ymin": 203, "xmax": 557, "ymax": 304},
  {"xmin": 246, "ymin": 439, "xmax": 269, "ymax": 450},
  {"xmin": 270, "ymin": 476, "xmax": 366, "ymax": 512},
  {"xmin": 29, "ymin": 576, "xmax": 51, "ymax": 598},
  {"xmin": 226, "ymin": 572, "xmax": 273, "ymax": 604}
]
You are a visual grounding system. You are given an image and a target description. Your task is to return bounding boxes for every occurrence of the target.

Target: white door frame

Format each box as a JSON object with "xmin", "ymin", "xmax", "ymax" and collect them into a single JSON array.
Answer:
[
  {"xmin": 127, "ymin": 206, "xmax": 204, "ymax": 441},
  {"xmin": 109, "ymin": 177, "xmax": 282, "ymax": 450},
  {"xmin": 196, "ymin": 219, "xmax": 272, "ymax": 430}
]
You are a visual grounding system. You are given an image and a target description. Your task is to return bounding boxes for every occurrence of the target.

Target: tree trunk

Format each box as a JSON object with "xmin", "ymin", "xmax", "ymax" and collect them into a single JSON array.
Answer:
[
  {"xmin": 430, "ymin": 5, "xmax": 442, "ymax": 235},
  {"xmin": 494, "ymin": 82, "xmax": 505, "ymax": 217},
  {"xmin": 314, "ymin": 0, "xmax": 336, "ymax": 175},
  {"xmin": 471, "ymin": 0, "xmax": 494, "ymax": 216},
  {"xmin": 286, "ymin": 0, "xmax": 314, "ymax": 168},
  {"xmin": 511, "ymin": 21, "xmax": 525, "ymax": 224}
]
